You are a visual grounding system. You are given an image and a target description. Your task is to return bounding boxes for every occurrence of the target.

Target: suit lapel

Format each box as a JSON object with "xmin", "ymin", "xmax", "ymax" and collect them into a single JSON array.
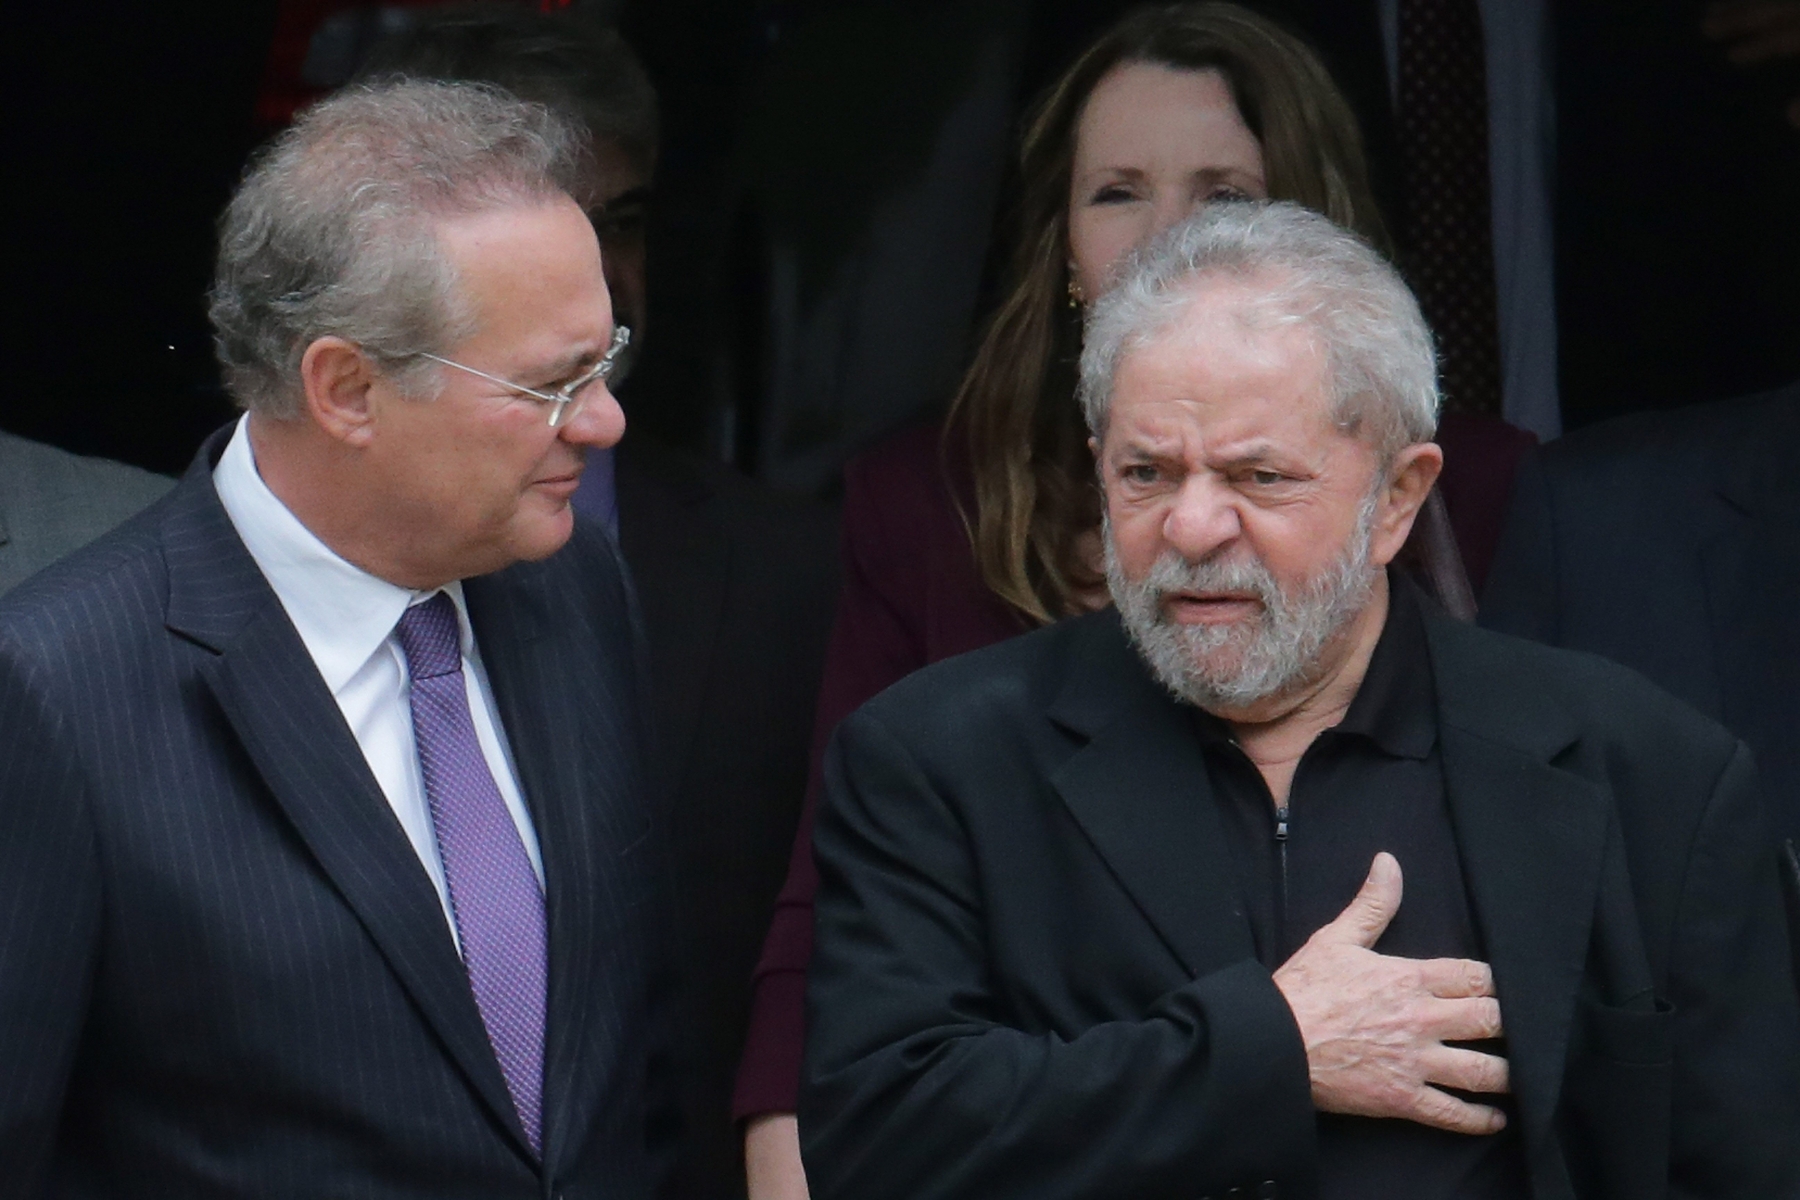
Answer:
[
  {"xmin": 1703, "ymin": 460, "xmax": 1800, "ymax": 837},
  {"xmin": 1429, "ymin": 618, "xmax": 1610, "ymax": 1199},
  {"xmin": 1049, "ymin": 617, "xmax": 1256, "ymax": 978},
  {"xmin": 162, "ymin": 437, "xmax": 533, "ymax": 1160},
  {"xmin": 465, "ymin": 547, "xmax": 647, "ymax": 1171}
]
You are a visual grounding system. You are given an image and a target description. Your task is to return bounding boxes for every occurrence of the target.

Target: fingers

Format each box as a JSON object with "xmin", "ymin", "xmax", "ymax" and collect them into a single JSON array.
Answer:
[
  {"xmin": 1319, "ymin": 852, "xmax": 1403, "ymax": 949},
  {"xmin": 1408, "ymin": 1084, "xmax": 1509, "ymax": 1137},
  {"xmin": 1422, "ymin": 994, "xmax": 1505, "ymax": 1044},
  {"xmin": 1421, "ymin": 1045, "xmax": 1511, "ymax": 1096},
  {"xmin": 1416, "ymin": 956, "xmax": 1495, "ymax": 999}
]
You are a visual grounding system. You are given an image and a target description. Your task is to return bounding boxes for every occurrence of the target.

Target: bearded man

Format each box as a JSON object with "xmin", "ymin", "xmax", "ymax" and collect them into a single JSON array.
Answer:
[{"xmin": 796, "ymin": 203, "xmax": 1800, "ymax": 1200}]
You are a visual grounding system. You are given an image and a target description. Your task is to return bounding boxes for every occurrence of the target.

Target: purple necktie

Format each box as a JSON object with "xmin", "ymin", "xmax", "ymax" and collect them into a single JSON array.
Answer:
[{"xmin": 397, "ymin": 593, "xmax": 547, "ymax": 1154}]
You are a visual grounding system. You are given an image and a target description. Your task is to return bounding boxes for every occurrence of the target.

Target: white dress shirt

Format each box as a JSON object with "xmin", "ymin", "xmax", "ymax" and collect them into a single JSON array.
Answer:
[{"xmin": 212, "ymin": 416, "xmax": 545, "ymax": 950}]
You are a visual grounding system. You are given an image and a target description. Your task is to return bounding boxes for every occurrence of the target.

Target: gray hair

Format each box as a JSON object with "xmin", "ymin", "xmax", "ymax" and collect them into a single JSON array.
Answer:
[
  {"xmin": 1078, "ymin": 201, "xmax": 1438, "ymax": 460},
  {"xmin": 209, "ymin": 78, "xmax": 597, "ymax": 417}
]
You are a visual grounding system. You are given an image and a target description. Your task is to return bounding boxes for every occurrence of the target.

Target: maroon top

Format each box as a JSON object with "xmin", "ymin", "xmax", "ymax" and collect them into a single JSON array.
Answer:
[{"xmin": 730, "ymin": 412, "xmax": 1534, "ymax": 1119}]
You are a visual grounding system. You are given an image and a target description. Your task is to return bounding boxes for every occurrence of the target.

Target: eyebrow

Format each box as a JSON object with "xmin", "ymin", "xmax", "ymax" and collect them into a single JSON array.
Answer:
[
  {"xmin": 1209, "ymin": 441, "xmax": 1283, "ymax": 467},
  {"xmin": 527, "ymin": 338, "xmax": 611, "ymax": 385},
  {"xmin": 1079, "ymin": 165, "xmax": 1147, "ymax": 182},
  {"xmin": 1112, "ymin": 437, "xmax": 1288, "ymax": 467}
]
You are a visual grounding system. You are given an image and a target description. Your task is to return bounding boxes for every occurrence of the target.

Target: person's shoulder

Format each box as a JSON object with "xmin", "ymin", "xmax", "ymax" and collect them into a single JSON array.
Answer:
[
  {"xmin": 1535, "ymin": 382, "xmax": 1797, "ymax": 486},
  {"xmin": 0, "ymin": 492, "xmax": 176, "ymax": 667},
  {"xmin": 1429, "ymin": 614, "xmax": 1740, "ymax": 764},
  {"xmin": 0, "ymin": 429, "xmax": 174, "ymax": 516},
  {"xmin": 852, "ymin": 610, "xmax": 1102, "ymax": 742},
  {"xmin": 0, "ymin": 431, "xmax": 175, "ymax": 594}
]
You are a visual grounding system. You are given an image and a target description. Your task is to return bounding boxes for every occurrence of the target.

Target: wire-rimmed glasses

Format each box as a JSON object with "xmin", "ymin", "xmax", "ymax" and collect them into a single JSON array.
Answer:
[{"xmin": 421, "ymin": 325, "xmax": 632, "ymax": 428}]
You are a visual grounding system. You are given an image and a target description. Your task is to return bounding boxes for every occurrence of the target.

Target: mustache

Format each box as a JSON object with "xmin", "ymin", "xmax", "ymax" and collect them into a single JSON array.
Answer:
[{"xmin": 1134, "ymin": 548, "xmax": 1285, "ymax": 614}]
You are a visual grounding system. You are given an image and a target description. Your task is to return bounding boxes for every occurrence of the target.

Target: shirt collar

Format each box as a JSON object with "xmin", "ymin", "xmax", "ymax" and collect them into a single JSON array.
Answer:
[
  {"xmin": 1331, "ymin": 569, "xmax": 1438, "ymax": 760},
  {"xmin": 211, "ymin": 415, "xmax": 469, "ymax": 695},
  {"xmin": 1187, "ymin": 567, "xmax": 1438, "ymax": 761}
]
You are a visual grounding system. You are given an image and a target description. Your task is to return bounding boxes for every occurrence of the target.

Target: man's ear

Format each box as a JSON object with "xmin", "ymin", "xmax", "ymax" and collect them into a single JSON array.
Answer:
[
  {"xmin": 298, "ymin": 336, "xmax": 379, "ymax": 446},
  {"xmin": 1368, "ymin": 441, "xmax": 1444, "ymax": 567}
]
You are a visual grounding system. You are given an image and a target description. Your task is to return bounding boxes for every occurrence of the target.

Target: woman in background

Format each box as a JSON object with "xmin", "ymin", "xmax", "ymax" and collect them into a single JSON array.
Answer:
[{"xmin": 738, "ymin": 6, "xmax": 1533, "ymax": 1195}]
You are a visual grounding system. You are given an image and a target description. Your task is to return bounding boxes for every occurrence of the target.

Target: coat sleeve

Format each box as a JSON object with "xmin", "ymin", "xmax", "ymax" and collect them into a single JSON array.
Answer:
[
  {"xmin": 1667, "ymin": 743, "xmax": 1800, "ymax": 1198},
  {"xmin": 0, "ymin": 638, "xmax": 102, "ymax": 1199},
  {"xmin": 800, "ymin": 709, "xmax": 1316, "ymax": 1200}
]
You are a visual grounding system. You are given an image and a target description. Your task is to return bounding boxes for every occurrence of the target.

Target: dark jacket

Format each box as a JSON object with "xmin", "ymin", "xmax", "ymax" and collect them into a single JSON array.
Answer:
[
  {"xmin": 1482, "ymin": 380, "xmax": 1800, "ymax": 843},
  {"xmin": 0, "ymin": 433, "xmax": 671, "ymax": 1199},
  {"xmin": 737, "ymin": 414, "xmax": 1532, "ymax": 1118},
  {"xmin": 800, "ymin": 604, "xmax": 1800, "ymax": 1200}
]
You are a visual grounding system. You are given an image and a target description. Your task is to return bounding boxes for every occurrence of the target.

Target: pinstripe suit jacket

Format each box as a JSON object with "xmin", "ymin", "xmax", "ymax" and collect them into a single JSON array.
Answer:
[{"xmin": 0, "ymin": 431, "xmax": 669, "ymax": 1199}]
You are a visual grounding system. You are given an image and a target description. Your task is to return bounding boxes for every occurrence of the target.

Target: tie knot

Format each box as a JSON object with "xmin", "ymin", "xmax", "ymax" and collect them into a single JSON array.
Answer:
[{"xmin": 396, "ymin": 592, "xmax": 463, "ymax": 680}]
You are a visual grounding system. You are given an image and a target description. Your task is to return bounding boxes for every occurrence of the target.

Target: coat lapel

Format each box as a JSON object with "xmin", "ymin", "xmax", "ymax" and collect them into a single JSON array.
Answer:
[
  {"xmin": 1429, "ymin": 618, "xmax": 1611, "ymax": 1200},
  {"xmin": 465, "ymin": 541, "xmax": 649, "ymax": 1173},
  {"xmin": 1703, "ymin": 441, "xmax": 1800, "ymax": 838},
  {"xmin": 1048, "ymin": 617, "xmax": 1256, "ymax": 979},
  {"xmin": 160, "ymin": 449, "xmax": 531, "ymax": 1158}
]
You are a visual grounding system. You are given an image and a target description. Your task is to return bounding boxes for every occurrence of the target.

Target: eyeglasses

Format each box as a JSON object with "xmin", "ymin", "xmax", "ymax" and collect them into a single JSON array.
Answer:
[{"xmin": 421, "ymin": 325, "xmax": 632, "ymax": 428}]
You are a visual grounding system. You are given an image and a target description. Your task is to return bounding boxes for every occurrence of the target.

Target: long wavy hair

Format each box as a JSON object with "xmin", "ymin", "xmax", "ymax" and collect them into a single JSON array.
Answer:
[{"xmin": 946, "ymin": 3, "xmax": 1393, "ymax": 623}]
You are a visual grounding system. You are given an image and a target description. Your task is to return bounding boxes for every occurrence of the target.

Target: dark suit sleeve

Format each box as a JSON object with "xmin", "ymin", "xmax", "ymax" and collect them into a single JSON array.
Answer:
[
  {"xmin": 1478, "ymin": 447, "xmax": 1562, "ymax": 642},
  {"xmin": 800, "ymin": 711, "xmax": 1316, "ymax": 1200},
  {"xmin": 1667, "ymin": 744, "xmax": 1800, "ymax": 1198},
  {"xmin": 0, "ymin": 642, "xmax": 101, "ymax": 1198}
]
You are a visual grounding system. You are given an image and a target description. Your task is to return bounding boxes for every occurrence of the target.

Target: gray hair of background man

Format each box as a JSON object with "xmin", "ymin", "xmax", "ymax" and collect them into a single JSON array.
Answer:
[
  {"xmin": 353, "ymin": 2, "xmax": 659, "ymax": 175},
  {"xmin": 209, "ymin": 78, "xmax": 598, "ymax": 419},
  {"xmin": 1078, "ymin": 201, "xmax": 1439, "ymax": 462}
]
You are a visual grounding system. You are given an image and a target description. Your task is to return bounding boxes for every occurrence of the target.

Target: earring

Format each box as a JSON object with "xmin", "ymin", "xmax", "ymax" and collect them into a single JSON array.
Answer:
[{"xmin": 1066, "ymin": 266, "xmax": 1085, "ymax": 310}]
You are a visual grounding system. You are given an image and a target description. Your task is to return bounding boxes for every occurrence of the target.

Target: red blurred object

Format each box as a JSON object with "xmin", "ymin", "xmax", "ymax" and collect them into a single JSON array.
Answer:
[{"xmin": 255, "ymin": 0, "xmax": 568, "ymax": 129}]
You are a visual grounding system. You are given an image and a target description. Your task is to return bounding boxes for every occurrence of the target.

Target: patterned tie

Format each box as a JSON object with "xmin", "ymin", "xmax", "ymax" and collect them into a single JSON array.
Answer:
[
  {"xmin": 396, "ymin": 592, "xmax": 547, "ymax": 1154},
  {"xmin": 1397, "ymin": 0, "xmax": 1503, "ymax": 417}
]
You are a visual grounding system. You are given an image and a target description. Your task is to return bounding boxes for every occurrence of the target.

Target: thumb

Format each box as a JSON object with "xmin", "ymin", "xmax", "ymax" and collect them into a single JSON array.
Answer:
[{"xmin": 1322, "ymin": 852, "xmax": 1403, "ymax": 948}]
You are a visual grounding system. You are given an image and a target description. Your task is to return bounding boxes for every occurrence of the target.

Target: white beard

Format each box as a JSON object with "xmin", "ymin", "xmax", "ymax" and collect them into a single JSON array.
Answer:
[{"xmin": 1104, "ymin": 493, "xmax": 1380, "ymax": 713}]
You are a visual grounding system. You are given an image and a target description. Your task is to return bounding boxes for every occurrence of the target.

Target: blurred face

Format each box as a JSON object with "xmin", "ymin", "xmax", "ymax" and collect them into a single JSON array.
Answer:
[
  {"xmin": 589, "ymin": 136, "xmax": 650, "ymax": 382},
  {"xmin": 1068, "ymin": 63, "xmax": 1267, "ymax": 302},
  {"xmin": 1094, "ymin": 278, "xmax": 1401, "ymax": 717},
  {"xmin": 361, "ymin": 196, "xmax": 625, "ymax": 585}
]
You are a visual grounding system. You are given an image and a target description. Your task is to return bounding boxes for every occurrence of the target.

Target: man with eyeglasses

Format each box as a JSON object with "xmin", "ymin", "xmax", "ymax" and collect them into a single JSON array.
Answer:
[
  {"xmin": 351, "ymin": 12, "xmax": 844, "ymax": 1198},
  {"xmin": 0, "ymin": 80, "xmax": 671, "ymax": 1199}
]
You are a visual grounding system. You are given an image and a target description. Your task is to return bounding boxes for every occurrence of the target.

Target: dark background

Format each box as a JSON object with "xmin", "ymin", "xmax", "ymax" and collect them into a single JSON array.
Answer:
[
  {"xmin": 1, "ymin": 0, "xmax": 773, "ymax": 475},
  {"xmin": 5, "ymin": 0, "xmax": 1798, "ymax": 481}
]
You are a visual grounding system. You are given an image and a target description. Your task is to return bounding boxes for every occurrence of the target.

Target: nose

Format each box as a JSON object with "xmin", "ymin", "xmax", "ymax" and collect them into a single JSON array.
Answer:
[
  {"xmin": 559, "ymin": 385, "xmax": 626, "ymax": 450},
  {"xmin": 1148, "ymin": 192, "xmax": 1196, "ymax": 244},
  {"xmin": 1161, "ymin": 474, "xmax": 1242, "ymax": 563}
]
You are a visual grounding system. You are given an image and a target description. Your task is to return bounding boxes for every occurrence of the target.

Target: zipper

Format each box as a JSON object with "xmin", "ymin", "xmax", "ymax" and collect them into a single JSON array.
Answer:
[{"xmin": 1274, "ymin": 804, "xmax": 1291, "ymax": 934}]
